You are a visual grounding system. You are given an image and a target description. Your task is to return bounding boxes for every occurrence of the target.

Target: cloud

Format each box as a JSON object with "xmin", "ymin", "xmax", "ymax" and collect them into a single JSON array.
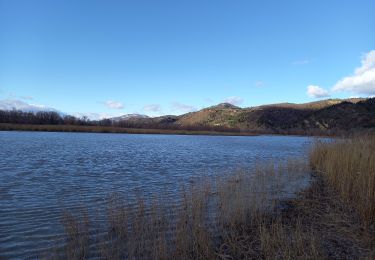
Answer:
[
  {"xmin": 0, "ymin": 99, "xmax": 58, "ymax": 112},
  {"xmin": 306, "ymin": 85, "xmax": 330, "ymax": 98},
  {"xmin": 223, "ymin": 96, "xmax": 244, "ymax": 105},
  {"xmin": 292, "ymin": 59, "xmax": 310, "ymax": 65},
  {"xmin": 143, "ymin": 104, "xmax": 161, "ymax": 112},
  {"xmin": 171, "ymin": 102, "xmax": 197, "ymax": 113},
  {"xmin": 332, "ymin": 50, "xmax": 375, "ymax": 95},
  {"xmin": 104, "ymin": 100, "xmax": 124, "ymax": 109}
]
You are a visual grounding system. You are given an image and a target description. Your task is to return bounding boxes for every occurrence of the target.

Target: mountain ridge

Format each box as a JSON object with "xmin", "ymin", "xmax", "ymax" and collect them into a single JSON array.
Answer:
[{"xmin": 112, "ymin": 98, "xmax": 374, "ymax": 132}]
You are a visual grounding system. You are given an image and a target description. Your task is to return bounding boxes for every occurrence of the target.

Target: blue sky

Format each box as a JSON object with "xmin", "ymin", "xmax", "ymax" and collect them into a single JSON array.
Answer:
[{"xmin": 0, "ymin": 0, "xmax": 374, "ymax": 118}]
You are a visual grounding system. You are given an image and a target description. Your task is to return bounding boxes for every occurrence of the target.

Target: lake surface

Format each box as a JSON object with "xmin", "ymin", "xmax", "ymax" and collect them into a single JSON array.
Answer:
[{"xmin": 0, "ymin": 131, "xmax": 313, "ymax": 258}]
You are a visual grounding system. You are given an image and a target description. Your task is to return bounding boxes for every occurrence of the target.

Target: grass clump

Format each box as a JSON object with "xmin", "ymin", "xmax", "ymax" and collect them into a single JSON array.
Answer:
[{"xmin": 310, "ymin": 135, "xmax": 375, "ymax": 226}]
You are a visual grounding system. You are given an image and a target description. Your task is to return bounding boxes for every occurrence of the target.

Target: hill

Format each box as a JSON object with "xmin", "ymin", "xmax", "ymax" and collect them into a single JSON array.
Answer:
[{"xmin": 113, "ymin": 98, "xmax": 375, "ymax": 133}]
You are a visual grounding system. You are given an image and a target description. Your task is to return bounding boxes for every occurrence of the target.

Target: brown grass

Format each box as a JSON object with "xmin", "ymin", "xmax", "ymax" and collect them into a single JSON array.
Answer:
[
  {"xmin": 61, "ymin": 210, "xmax": 90, "ymax": 259},
  {"xmin": 310, "ymin": 135, "xmax": 375, "ymax": 226},
  {"xmin": 0, "ymin": 123, "xmax": 257, "ymax": 136}
]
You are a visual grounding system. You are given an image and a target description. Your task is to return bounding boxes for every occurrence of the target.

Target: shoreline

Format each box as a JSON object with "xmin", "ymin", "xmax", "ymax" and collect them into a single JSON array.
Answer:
[
  {"xmin": 265, "ymin": 173, "xmax": 374, "ymax": 259},
  {"xmin": 0, "ymin": 123, "xmax": 259, "ymax": 137},
  {"xmin": 0, "ymin": 123, "xmax": 337, "ymax": 137}
]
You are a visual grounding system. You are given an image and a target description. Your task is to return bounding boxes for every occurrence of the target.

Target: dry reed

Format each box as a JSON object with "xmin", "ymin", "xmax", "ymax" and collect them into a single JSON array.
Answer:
[{"xmin": 309, "ymin": 135, "xmax": 375, "ymax": 226}]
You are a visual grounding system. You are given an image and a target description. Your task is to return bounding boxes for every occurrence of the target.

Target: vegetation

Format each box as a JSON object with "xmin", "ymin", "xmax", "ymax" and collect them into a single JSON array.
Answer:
[
  {"xmin": 0, "ymin": 123, "xmax": 258, "ymax": 136},
  {"xmin": 310, "ymin": 135, "xmax": 375, "ymax": 226},
  {"xmin": 0, "ymin": 109, "xmax": 248, "ymax": 134},
  {"xmin": 0, "ymin": 110, "xmax": 88, "ymax": 125},
  {"xmin": 177, "ymin": 98, "xmax": 375, "ymax": 132}
]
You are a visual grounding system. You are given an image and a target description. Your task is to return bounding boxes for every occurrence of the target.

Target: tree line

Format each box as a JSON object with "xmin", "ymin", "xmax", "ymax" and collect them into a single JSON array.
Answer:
[
  {"xmin": 0, "ymin": 110, "xmax": 92, "ymax": 125},
  {"xmin": 0, "ymin": 109, "xmax": 242, "ymax": 133}
]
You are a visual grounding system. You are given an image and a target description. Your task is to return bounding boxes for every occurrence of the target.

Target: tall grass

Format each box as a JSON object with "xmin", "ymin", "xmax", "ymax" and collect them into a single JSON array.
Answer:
[
  {"xmin": 51, "ymin": 159, "xmax": 318, "ymax": 259},
  {"xmin": 310, "ymin": 135, "xmax": 375, "ymax": 225},
  {"xmin": 0, "ymin": 123, "xmax": 257, "ymax": 136}
]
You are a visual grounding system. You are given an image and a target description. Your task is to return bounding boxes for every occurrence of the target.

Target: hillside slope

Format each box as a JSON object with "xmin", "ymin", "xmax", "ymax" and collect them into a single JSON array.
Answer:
[{"xmin": 113, "ymin": 98, "xmax": 375, "ymax": 132}]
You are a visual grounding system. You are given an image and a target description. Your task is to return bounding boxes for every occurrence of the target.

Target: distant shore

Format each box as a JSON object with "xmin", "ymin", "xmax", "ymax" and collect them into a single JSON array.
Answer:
[{"xmin": 0, "ymin": 123, "xmax": 259, "ymax": 136}]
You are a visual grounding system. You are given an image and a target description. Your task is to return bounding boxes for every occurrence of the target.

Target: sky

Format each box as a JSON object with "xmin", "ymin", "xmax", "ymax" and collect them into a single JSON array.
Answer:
[{"xmin": 0, "ymin": 0, "xmax": 374, "ymax": 119}]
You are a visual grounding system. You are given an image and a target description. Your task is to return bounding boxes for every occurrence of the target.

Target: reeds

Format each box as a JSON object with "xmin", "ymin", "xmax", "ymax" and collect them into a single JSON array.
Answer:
[
  {"xmin": 61, "ymin": 210, "xmax": 90, "ymax": 259},
  {"xmin": 0, "ymin": 123, "xmax": 257, "ymax": 136},
  {"xmin": 309, "ymin": 135, "xmax": 375, "ymax": 225}
]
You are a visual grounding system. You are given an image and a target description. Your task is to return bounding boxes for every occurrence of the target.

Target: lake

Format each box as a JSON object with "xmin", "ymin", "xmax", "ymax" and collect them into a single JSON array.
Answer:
[{"xmin": 0, "ymin": 131, "xmax": 313, "ymax": 258}]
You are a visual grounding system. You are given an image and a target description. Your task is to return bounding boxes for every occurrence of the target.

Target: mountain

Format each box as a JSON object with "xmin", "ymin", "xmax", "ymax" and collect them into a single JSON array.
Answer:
[
  {"xmin": 256, "ymin": 98, "xmax": 366, "ymax": 110},
  {"xmin": 297, "ymin": 99, "xmax": 375, "ymax": 130},
  {"xmin": 111, "ymin": 114, "xmax": 149, "ymax": 122},
  {"xmin": 207, "ymin": 103, "xmax": 241, "ymax": 110},
  {"xmin": 112, "ymin": 98, "xmax": 375, "ymax": 132},
  {"xmin": 176, "ymin": 98, "xmax": 368, "ymax": 129},
  {"xmin": 245, "ymin": 98, "xmax": 375, "ymax": 131},
  {"xmin": 177, "ymin": 103, "xmax": 242, "ymax": 127}
]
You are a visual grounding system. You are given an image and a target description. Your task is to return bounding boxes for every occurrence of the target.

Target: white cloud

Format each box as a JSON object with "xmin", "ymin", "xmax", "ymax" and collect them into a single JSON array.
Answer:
[
  {"xmin": 306, "ymin": 85, "xmax": 330, "ymax": 98},
  {"xmin": 171, "ymin": 102, "xmax": 197, "ymax": 113},
  {"xmin": 0, "ymin": 99, "xmax": 58, "ymax": 112},
  {"xmin": 143, "ymin": 104, "xmax": 161, "ymax": 112},
  {"xmin": 104, "ymin": 100, "xmax": 124, "ymax": 109},
  {"xmin": 223, "ymin": 96, "xmax": 244, "ymax": 105},
  {"xmin": 332, "ymin": 50, "xmax": 375, "ymax": 95}
]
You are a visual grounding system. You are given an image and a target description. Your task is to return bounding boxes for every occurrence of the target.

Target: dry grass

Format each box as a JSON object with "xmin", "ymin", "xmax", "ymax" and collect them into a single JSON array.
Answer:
[
  {"xmin": 286, "ymin": 173, "xmax": 375, "ymax": 259},
  {"xmin": 310, "ymin": 135, "xmax": 375, "ymax": 226},
  {"xmin": 0, "ymin": 123, "xmax": 257, "ymax": 136},
  {"xmin": 61, "ymin": 210, "xmax": 91, "ymax": 259}
]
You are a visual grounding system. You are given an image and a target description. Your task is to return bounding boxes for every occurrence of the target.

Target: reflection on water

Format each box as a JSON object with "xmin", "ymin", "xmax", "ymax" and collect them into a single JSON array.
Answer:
[{"xmin": 0, "ymin": 131, "xmax": 312, "ymax": 258}]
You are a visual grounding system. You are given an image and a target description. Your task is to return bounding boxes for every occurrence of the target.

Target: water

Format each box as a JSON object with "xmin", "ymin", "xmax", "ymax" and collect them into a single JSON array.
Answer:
[{"xmin": 0, "ymin": 131, "xmax": 313, "ymax": 258}]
